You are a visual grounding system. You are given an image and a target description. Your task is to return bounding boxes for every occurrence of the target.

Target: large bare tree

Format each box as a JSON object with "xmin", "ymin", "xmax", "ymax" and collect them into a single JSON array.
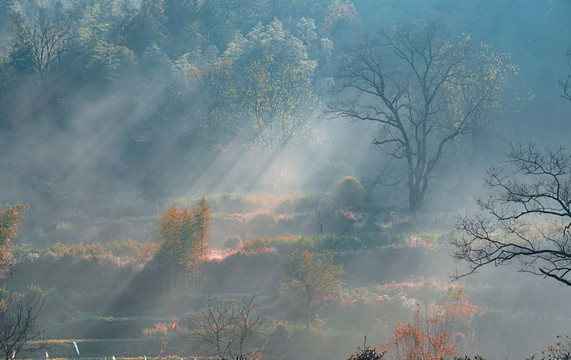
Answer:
[
  {"xmin": 453, "ymin": 143, "xmax": 571, "ymax": 286},
  {"xmin": 327, "ymin": 22, "xmax": 515, "ymax": 214},
  {"xmin": 13, "ymin": 0, "xmax": 76, "ymax": 84}
]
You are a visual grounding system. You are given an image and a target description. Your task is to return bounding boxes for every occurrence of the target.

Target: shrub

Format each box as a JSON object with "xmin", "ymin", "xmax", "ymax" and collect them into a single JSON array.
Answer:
[
  {"xmin": 248, "ymin": 213, "xmax": 276, "ymax": 237},
  {"xmin": 333, "ymin": 176, "xmax": 364, "ymax": 210},
  {"xmin": 224, "ymin": 236, "xmax": 243, "ymax": 251},
  {"xmin": 348, "ymin": 337, "xmax": 385, "ymax": 360},
  {"xmin": 142, "ymin": 322, "xmax": 168, "ymax": 339},
  {"xmin": 382, "ymin": 287, "xmax": 477, "ymax": 360}
]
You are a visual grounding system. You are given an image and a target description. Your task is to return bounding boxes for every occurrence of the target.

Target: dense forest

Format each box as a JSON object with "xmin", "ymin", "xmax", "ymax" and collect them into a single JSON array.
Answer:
[{"xmin": 0, "ymin": 0, "xmax": 569, "ymax": 359}]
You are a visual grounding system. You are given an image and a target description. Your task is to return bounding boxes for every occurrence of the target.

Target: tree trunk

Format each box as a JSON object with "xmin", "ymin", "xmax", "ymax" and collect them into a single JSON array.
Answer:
[{"xmin": 408, "ymin": 183, "xmax": 422, "ymax": 216}]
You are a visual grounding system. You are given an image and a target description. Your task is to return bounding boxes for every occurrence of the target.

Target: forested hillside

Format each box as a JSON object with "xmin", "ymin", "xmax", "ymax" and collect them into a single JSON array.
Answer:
[{"xmin": 0, "ymin": 0, "xmax": 569, "ymax": 359}]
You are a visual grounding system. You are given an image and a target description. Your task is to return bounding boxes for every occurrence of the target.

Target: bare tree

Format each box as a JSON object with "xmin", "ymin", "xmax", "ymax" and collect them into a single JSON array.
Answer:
[
  {"xmin": 0, "ymin": 289, "xmax": 45, "ymax": 360},
  {"xmin": 327, "ymin": 22, "xmax": 515, "ymax": 214},
  {"xmin": 16, "ymin": 0, "xmax": 75, "ymax": 83},
  {"xmin": 453, "ymin": 143, "xmax": 571, "ymax": 286},
  {"xmin": 187, "ymin": 292, "xmax": 265, "ymax": 360}
]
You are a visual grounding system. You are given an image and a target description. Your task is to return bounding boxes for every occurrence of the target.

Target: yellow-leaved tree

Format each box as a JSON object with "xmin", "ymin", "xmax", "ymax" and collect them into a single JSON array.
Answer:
[
  {"xmin": 156, "ymin": 196, "xmax": 211, "ymax": 294},
  {"xmin": 282, "ymin": 248, "xmax": 343, "ymax": 327},
  {"xmin": 239, "ymin": 55, "xmax": 320, "ymax": 153}
]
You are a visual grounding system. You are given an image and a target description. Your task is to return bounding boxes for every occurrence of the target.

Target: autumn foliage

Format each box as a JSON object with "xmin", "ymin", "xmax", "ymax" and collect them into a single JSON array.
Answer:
[
  {"xmin": 240, "ymin": 55, "xmax": 319, "ymax": 153},
  {"xmin": 157, "ymin": 196, "xmax": 212, "ymax": 294},
  {"xmin": 282, "ymin": 248, "xmax": 343, "ymax": 325},
  {"xmin": 184, "ymin": 59, "xmax": 234, "ymax": 92},
  {"xmin": 382, "ymin": 287, "xmax": 477, "ymax": 360},
  {"xmin": 0, "ymin": 204, "xmax": 28, "ymax": 275}
]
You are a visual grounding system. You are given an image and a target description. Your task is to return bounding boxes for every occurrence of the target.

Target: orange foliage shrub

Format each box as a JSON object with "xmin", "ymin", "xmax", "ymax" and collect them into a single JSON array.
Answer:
[
  {"xmin": 0, "ymin": 204, "xmax": 28, "ymax": 274},
  {"xmin": 142, "ymin": 322, "xmax": 168, "ymax": 337},
  {"xmin": 382, "ymin": 287, "xmax": 477, "ymax": 360}
]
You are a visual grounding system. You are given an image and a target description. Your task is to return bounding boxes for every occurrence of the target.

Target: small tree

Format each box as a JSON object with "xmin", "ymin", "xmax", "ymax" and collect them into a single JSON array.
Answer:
[
  {"xmin": 454, "ymin": 143, "xmax": 571, "ymax": 286},
  {"xmin": 0, "ymin": 204, "xmax": 28, "ymax": 275},
  {"xmin": 156, "ymin": 196, "xmax": 212, "ymax": 294},
  {"xmin": 0, "ymin": 288, "xmax": 45, "ymax": 360},
  {"xmin": 238, "ymin": 55, "xmax": 319, "ymax": 153},
  {"xmin": 188, "ymin": 292, "xmax": 265, "ymax": 360},
  {"xmin": 382, "ymin": 287, "xmax": 477, "ymax": 360},
  {"xmin": 282, "ymin": 248, "xmax": 343, "ymax": 326}
]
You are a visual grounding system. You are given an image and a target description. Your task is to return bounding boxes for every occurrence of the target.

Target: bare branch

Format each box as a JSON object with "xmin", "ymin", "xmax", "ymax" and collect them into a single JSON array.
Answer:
[
  {"xmin": 453, "ymin": 144, "xmax": 571, "ymax": 286},
  {"xmin": 187, "ymin": 293, "xmax": 266, "ymax": 360}
]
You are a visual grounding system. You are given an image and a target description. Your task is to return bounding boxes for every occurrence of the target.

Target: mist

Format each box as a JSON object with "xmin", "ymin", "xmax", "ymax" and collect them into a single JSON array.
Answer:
[{"xmin": 0, "ymin": 0, "xmax": 569, "ymax": 359}]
